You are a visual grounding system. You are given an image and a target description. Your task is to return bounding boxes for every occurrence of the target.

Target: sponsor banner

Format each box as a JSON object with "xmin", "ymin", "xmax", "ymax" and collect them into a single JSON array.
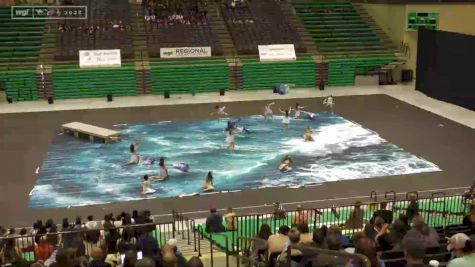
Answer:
[
  {"xmin": 79, "ymin": 49, "xmax": 121, "ymax": 68},
  {"xmin": 160, "ymin": 47, "xmax": 212, "ymax": 58},
  {"xmin": 258, "ymin": 44, "xmax": 296, "ymax": 62}
]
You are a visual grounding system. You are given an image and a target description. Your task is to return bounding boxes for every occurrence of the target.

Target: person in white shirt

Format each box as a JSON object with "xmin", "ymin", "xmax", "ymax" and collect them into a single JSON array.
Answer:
[
  {"xmin": 323, "ymin": 95, "xmax": 335, "ymax": 114},
  {"xmin": 279, "ymin": 108, "xmax": 291, "ymax": 131},
  {"xmin": 226, "ymin": 129, "xmax": 236, "ymax": 151},
  {"xmin": 264, "ymin": 102, "xmax": 275, "ymax": 120},
  {"xmin": 211, "ymin": 105, "xmax": 228, "ymax": 121},
  {"xmin": 142, "ymin": 175, "xmax": 156, "ymax": 195}
]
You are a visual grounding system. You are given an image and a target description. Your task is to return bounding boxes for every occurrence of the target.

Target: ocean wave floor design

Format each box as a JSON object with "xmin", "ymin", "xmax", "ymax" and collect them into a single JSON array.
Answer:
[{"xmin": 30, "ymin": 113, "xmax": 441, "ymax": 209}]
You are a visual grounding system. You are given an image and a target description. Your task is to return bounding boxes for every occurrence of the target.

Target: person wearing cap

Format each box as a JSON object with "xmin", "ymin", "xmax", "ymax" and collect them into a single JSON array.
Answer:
[
  {"xmin": 205, "ymin": 208, "xmax": 225, "ymax": 233},
  {"xmin": 447, "ymin": 233, "xmax": 475, "ymax": 267},
  {"xmin": 403, "ymin": 237, "xmax": 430, "ymax": 267}
]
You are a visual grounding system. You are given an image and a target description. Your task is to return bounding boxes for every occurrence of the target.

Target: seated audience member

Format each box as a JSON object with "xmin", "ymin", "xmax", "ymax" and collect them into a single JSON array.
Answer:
[
  {"xmin": 345, "ymin": 232, "xmax": 366, "ymax": 254},
  {"xmin": 88, "ymin": 247, "xmax": 111, "ymax": 267},
  {"xmin": 312, "ymin": 228, "xmax": 326, "ymax": 249},
  {"xmin": 138, "ymin": 231, "xmax": 159, "ymax": 257},
  {"xmin": 398, "ymin": 214, "xmax": 412, "ymax": 232},
  {"xmin": 205, "ymin": 208, "xmax": 225, "ymax": 233},
  {"xmin": 402, "ymin": 216, "xmax": 439, "ymax": 248},
  {"xmin": 277, "ymin": 228, "xmax": 303, "ymax": 266},
  {"xmin": 313, "ymin": 234, "xmax": 348, "ymax": 267},
  {"xmin": 135, "ymin": 257, "xmax": 155, "ymax": 267},
  {"xmin": 223, "ymin": 208, "xmax": 238, "ymax": 231},
  {"xmin": 345, "ymin": 201, "xmax": 365, "ymax": 230},
  {"xmin": 48, "ymin": 224, "xmax": 60, "ymax": 247},
  {"xmin": 273, "ymin": 202, "xmax": 286, "ymax": 219},
  {"xmin": 371, "ymin": 202, "xmax": 393, "ymax": 224},
  {"xmin": 462, "ymin": 203, "xmax": 475, "ymax": 228},
  {"xmin": 367, "ymin": 216, "xmax": 385, "ymax": 241},
  {"xmin": 404, "ymin": 238, "xmax": 429, "ymax": 267},
  {"xmin": 35, "ymin": 236, "xmax": 54, "ymax": 262},
  {"xmin": 267, "ymin": 225, "xmax": 290, "ymax": 257},
  {"xmin": 292, "ymin": 205, "xmax": 308, "ymax": 227},
  {"xmin": 161, "ymin": 244, "xmax": 186, "ymax": 267},
  {"xmin": 250, "ymin": 224, "xmax": 272, "ymax": 261},
  {"xmin": 447, "ymin": 233, "xmax": 475, "ymax": 267},
  {"xmin": 122, "ymin": 250, "xmax": 138, "ymax": 267},
  {"xmin": 347, "ymin": 238, "xmax": 385, "ymax": 267},
  {"xmin": 187, "ymin": 256, "xmax": 204, "ymax": 267},
  {"xmin": 117, "ymin": 230, "xmax": 137, "ymax": 254},
  {"xmin": 327, "ymin": 225, "xmax": 351, "ymax": 248},
  {"xmin": 384, "ymin": 219, "xmax": 408, "ymax": 251},
  {"xmin": 297, "ymin": 224, "xmax": 313, "ymax": 245}
]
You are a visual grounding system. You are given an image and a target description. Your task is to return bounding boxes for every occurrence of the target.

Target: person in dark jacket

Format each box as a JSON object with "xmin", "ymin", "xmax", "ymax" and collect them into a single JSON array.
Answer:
[{"xmin": 205, "ymin": 208, "xmax": 225, "ymax": 233}]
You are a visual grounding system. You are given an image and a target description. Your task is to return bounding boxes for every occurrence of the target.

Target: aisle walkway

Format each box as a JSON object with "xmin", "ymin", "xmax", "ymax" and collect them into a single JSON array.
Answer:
[{"xmin": 1, "ymin": 84, "xmax": 474, "ymax": 129}]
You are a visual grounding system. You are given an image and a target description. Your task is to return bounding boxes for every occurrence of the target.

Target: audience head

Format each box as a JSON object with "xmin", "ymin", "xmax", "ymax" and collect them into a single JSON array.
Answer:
[
  {"xmin": 227, "ymin": 207, "xmax": 234, "ymax": 214},
  {"xmin": 75, "ymin": 216, "xmax": 82, "ymax": 225},
  {"xmin": 62, "ymin": 218, "xmax": 70, "ymax": 229},
  {"xmin": 135, "ymin": 258, "xmax": 156, "ymax": 267},
  {"xmin": 398, "ymin": 214, "xmax": 410, "ymax": 227},
  {"xmin": 355, "ymin": 238, "xmax": 380, "ymax": 267},
  {"xmin": 313, "ymin": 229, "xmax": 326, "ymax": 248},
  {"xmin": 374, "ymin": 216, "xmax": 385, "ymax": 230},
  {"xmin": 326, "ymin": 234, "xmax": 341, "ymax": 251},
  {"xmin": 447, "ymin": 233, "xmax": 474, "ymax": 257},
  {"xmin": 412, "ymin": 215, "xmax": 430, "ymax": 235},
  {"xmin": 258, "ymin": 224, "xmax": 272, "ymax": 241},
  {"xmin": 354, "ymin": 200, "xmax": 362, "ymax": 208},
  {"xmin": 187, "ymin": 256, "xmax": 204, "ymax": 267},
  {"xmin": 210, "ymin": 207, "xmax": 217, "ymax": 214},
  {"xmin": 278, "ymin": 225, "xmax": 290, "ymax": 235},
  {"xmin": 123, "ymin": 250, "xmax": 138, "ymax": 267},
  {"xmin": 297, "ymin": 223, "xmax": 309, "ymax": 234},
  {"xmin": 90, "ymin": 247, "xmax": 104, "ymax": 261},
  {"xmin": 87, "ymin": 215, "xmax": 93, "ymax": 221},
  {"xmin": 20, "ymin": 228, "xmax": 27, "ymax": 235},
  {"xmin": 296, "ymin": 204, "xmax": 303, "ymax": 211},
  {"xmin": 288, "ymin": 227, "xmax": 300, "ymax": 244},
  {"xmin": 391, "ymin": 219, "xmax": 408, "ymax": 243},
  {"xmin": 404, "ymin": 238, "xmax": 426, "ymax": 264},
  {"xmin": 45, "ymin": 218, "xmax": 54, "ymax": 229},
  {"xmin": 161, "ymin": 244, "xmax": 178, "ymax": 267},
  {"xmin": 351, "ymin": 232, "xmax": 366, "ymax": 246},
  {"xmin": 327, "ymin": 225, "xmax": 342, "ymax": 236},
  {"xmin": 380, "ymin": 201, "xmax": 388, "ymax": 210}
]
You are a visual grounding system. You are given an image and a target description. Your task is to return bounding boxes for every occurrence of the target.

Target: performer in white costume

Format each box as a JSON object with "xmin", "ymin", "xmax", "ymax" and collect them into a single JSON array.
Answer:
[
  {"xmin": 142, "ymin": 175, "xmax": 156, "ymax": 194},
  {"xmin": 264, "ymin": 102, "xmax": 275, "ymax": 120},
  {"xmin": 323, "ymin": 95, "xmax": 335, "ymax": 114}
]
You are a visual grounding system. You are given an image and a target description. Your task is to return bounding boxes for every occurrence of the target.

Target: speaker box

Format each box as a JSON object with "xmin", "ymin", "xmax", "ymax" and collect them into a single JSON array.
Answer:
[
  {"xmin": 219, "ymin": 89, "xmax": 225, "ymax": 96},
  {"xmin": 7, "ymin": 97, "xmax": 12, "ymax": 103},
  {"xmin": 107, "ymin": 94, "xmax": 113, "ymax": 102},
  {"xmin": 47, "ymin": 97, "xmax": 54, "ymax": 104},
  {"xmin": 164, "ymin": 90, "xmax": 170, "ymax": 99}
]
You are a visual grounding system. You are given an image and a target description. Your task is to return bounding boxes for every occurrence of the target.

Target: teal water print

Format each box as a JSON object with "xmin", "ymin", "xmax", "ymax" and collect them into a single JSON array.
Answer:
[{"xmin": 30, "ymin": 113, "xmax": 440, "ymax": 209}]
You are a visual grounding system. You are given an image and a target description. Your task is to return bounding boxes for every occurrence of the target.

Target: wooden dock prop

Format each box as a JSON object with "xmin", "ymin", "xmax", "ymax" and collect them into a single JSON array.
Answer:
[{"xmin": 62, "ymin": 122, "xmax": 121, "ymax": 143}]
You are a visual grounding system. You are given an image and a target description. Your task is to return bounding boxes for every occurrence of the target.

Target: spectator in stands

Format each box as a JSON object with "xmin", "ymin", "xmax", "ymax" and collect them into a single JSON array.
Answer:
[
  {"xmin": 88, "ymin": 247, "xmax": 111, "ymax": 267},
  {"xmin": 117, "ymin": 230, "xmax": 137, "ymax": 254},
  {"xmin": 132, "ymin": 210, "xmax": 139, "ymax": 224},
  {"xmin": 345, "ymin": 232, "xmax": 366, "ymax": 254},
  {"xmin": 371, "ymin": 202, "xmax": 393, "ymax": 224},
  {"xmin": 292, "ymin": 205, "xmax": 308, "ymax": 227},
  {"xmin": 348, "ymin": 238, "xmax": 384, "ymax": 267},
  {"xmin": 187, "ymin": 256, "xmax": 204, "ymax": 267},
  {"xmin": 267, "ymin": 225, "xmax": 290, "ymax": 259},
  {"xmin": 48, "ymin": 224, "xmax": 60, "ymax": 247},
  {"xmin": 66, "ymin": 231, "xmax": 86, "ymax": 257},
  {"xmin": 313, "ymin": 234, "xmax": 348, "ymax": 267},
  {"xmin": 297, "ymin": 224, "xmax": 313, "ymax": 245},
  {"xmin": 462, "ymin": 203, "xmax": 475, "ymax": 228},
  {"xmin": 250, "ymin": 224, "xmax": 272, "ymax": 261},
  {"xmin": 277, "ymin": 228, "xmax": 302, "ymax": 266},
  {"xmin": 103, "ymin": 214, "xmax": 115, "ymax": 230},
  {"xmin": 447, "ymin": 233, "xmax": 475, "ymax": 267},
  {"xmin": 138, "ymin": 231, "xmax": 159, "ymax": 257},
  {"xmin": 368, "ymin": 216, "xmax": 386, "ymax": 241},
  {"xmin": 406, "ymin": 195, "xmax": 419, "ymax": 222},
  {"xmin": 399, "ymin": 214, "xmax": 412, "ymax": 232},
  {"xmin": 161, "ymin": 244, "xmax": 186, "ymax": 267},
  {"xmin": 404, "ymin": 238, "xmax": 429, "ymax": 267},
  {"xmin": 273, "ymin": 202, "xmax": 286, "ymax": 219},
  {"xmin": 16, "ymin": 228, "xmax": 33, "ymax": 251},
  {"xmin": 387, "ymin": 219, "xmax": 408, "ymax": 251},
  {"xmin": 403, "ymin": 216, "xmax": 439, "ymax": 248},
  {"xmin": 135, "ymin": 258, "xmax": 155, "ymax": 267},
  {"xmin": 85, "ymin": 215, "xmax": 98, "ymax": 230},
  {"xmin": 327, "ymin": 225, "xmax": 351, "ymax": 248},
  {"xmin": 73, "ymin": 216, "xmax": 84, "ymax": 230},
  {"xmin": 223, "ymin": 208, "xmax": 238, "ymax": 231},
  {"xmin": 122, "ymin": 250, "xmax": 138, "ymax": 267},
  {"xmin": 205, "ymin": 208, "xmax": 225, "ymax": 233},
  {"xmin": 312, "ymin": 228, "xmax": 326, "ymax": 249},
  {"xmin": 105, "ymin": 228, "xmax": 120, "ymax": 255},
  {"xmin": 0, "ymin": 237, "xmax": 20, "ymax": 266},
  {"xmin": 35, "ymin": 236, "xmax": 54, "ymax": 262},
  {"xmin": 45, "ymin": 219, "xmax": 55, "ymax": 230},
  {"xmin": 345, "ymin": 201, "xmax": 365, "ymax": 230}
]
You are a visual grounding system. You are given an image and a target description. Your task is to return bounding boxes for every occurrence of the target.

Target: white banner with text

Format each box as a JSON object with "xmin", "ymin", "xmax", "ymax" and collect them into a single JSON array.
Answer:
[
  {"xmin": 258, "ymin": 44, "xmax": 296, "ymax": 62},
  {"xmin": 160, "ymin": 47, "xmax": 212, "ymax": 58},
  {"xmin": 79, "ymin": 49, "xmax": 121, "ymax": 68}
]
